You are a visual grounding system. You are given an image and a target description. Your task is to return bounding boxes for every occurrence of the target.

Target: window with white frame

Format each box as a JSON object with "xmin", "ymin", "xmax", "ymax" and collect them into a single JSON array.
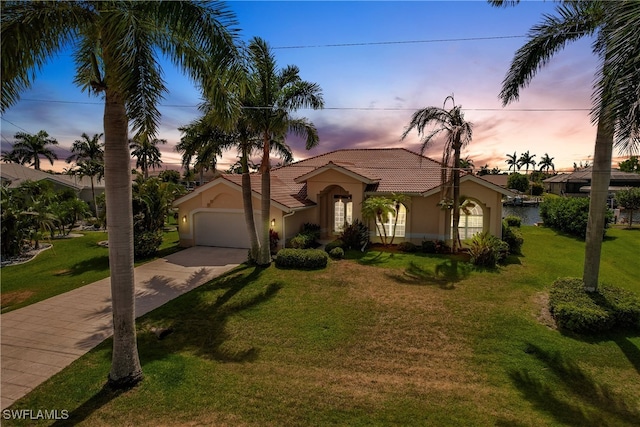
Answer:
[
  {"xmin": 456, "ymin": 203, "xmax": 484, "ymax": 240},
  {"xmin": 334, "ymin": 196, "xmax": 353, "ymax": 233},
  {"xmin": 375, "ymin": 203, "xmax": 407, "ymax": 237}
]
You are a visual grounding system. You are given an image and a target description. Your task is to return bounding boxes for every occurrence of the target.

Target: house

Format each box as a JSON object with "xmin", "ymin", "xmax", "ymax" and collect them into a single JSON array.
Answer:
[
  {"xmin": 543, "ymin": 167, "xmax": 640, "ymax": 197},
  {"xmin": 173, "ymin": 148, "xmax": 512, "ymax": 249},
  {"xmin": 0, "ymin": 163, "xmax": 105, "ymax": 204}
]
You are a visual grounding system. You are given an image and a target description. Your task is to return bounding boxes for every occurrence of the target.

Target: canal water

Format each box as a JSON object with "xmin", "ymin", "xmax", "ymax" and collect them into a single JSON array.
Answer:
[
  {"xmin": 502, "ymin": 206, "xmax": 541, "ymax": 226},
  {"xmin": 503, "ymin": 205, "xmax": 640, "ymax": 226}
]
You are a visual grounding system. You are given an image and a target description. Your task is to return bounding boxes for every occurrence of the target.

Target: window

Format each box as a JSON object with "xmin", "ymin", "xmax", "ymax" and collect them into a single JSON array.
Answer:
[
  {"xmin": 456, "ymin": 202, "xmax": 483, "ymax": 240},
  {"xmin": 375, "ymin": 203, "xmax": 406, "ymax": 237},
  {"xmin": 334, "ymin": 196, "xmax": 352, "ymax": 233}
]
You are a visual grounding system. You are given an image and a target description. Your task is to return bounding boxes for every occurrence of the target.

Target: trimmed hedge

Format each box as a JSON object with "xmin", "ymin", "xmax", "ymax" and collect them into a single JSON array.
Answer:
[
  {"xmin": 549, "ymin": 278, "xmax": 640, "ymax": 333},
  {"xmin": 540, "ymin": 196, "xmax": 612, "ymax": 238},
  {"xmin": 134, "ymin": 230, "xmax": 163, "ymax": 259},
  {"xmin": 275, "ymin": 248, "xmax": 328, "ymax": 269},
  {"xmin": 324, "ymin": 239, "xmax": 344, "ymax": 253},
  {"xmin": 328, "ymin": 247, "xmax": 344, "ymax": 259},
  {"xmin": 502, "ymin": 221, "xmax": 524, "ymax": 255},
  {"xmin": 397, "ymin": 241, "xmax": 418, "ymax": 253},
  {"xmin": 503, "ymin": 215, "xmax": 522, "ymax": 227}
]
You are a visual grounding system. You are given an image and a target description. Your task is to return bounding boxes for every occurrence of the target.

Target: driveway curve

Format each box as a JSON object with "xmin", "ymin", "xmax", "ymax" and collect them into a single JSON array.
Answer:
[{"xmin": 0, "ymin": 246, "xmax": 246, "ymax": 410}]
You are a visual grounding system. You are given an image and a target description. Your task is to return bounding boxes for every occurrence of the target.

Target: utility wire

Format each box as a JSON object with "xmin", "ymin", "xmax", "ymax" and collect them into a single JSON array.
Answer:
[{"xmin": 12, "ymin": 98, "xmax": 590, "ymax": 112}]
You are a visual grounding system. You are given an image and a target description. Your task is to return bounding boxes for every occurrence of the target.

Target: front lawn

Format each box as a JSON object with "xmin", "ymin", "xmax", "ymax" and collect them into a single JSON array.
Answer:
[
  {"xmin": 0, "ymin": 228, "xmax": 181, "ymax": 313},
  {"xmin": 5, "ymin": 226, "xmax": 640, "ymax": 426}
]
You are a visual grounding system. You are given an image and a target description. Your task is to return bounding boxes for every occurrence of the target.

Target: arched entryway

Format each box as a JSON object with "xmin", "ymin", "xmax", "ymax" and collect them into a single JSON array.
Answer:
[{"xmin": 318, "ymin": 185, "xmax": 352, "ymax": 238}]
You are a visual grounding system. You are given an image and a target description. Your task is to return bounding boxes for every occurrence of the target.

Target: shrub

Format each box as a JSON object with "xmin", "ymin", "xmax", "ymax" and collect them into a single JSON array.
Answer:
[
  {"xmin": 540, "ymin": 196, "xmax": 613, "ymax": 238},
  {"xmin": 503, "ymin": 215, "xmax": 522, "ymax": 227},
  {"xmin": 134, "ymin": 230, "xmax": 163, "ymax": 259},
  {"xmin": 324, "ymin": 239, "xmax": 344, "ymax": 253},
  {"xmin": 502, "ymin": 222, "xmax": 524, "ymax": 255},
  {"xmin": 301, "ymin": 223, "xmax": 321, "ymax": 241},
  {"xmin": 549, "ymin": 278, "xmax": 640, "ymax": 333},
  {"xmin": 269, "ymin": 229, "xmax": 279, "ymax": 254},
  {"xmin": 289, "ymin": 233, "xmax": 313, "ymax": 249},
  {"xmin": 275, "ymin": 248, "xmax": 328, "ymax": 269},
  {"xmin": 328, "ymin": 247, "xmax": 344, "ymax": 259},
  {"xmin": 340, "ymin": 219, "xmax": 369, "ymax": 250},
  {"xmin": 468, "ymin": 231, "xmax": 509, "ymax": 267},
  {"xmin": 397, "ymin": 241, "xmax": 418, "ymax": 253}
]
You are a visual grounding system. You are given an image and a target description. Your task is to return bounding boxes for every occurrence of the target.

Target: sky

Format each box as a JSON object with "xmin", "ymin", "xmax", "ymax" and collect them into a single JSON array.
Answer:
[{"xmin": 1, "ymin": 0, "xmax": 629, "ymax": 174}]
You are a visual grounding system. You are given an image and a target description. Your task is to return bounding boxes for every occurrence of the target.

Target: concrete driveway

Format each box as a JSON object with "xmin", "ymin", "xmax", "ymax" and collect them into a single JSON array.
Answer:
[{"xmin": 0, "ymin": 246, "xmax": 247, "ymax": 410}]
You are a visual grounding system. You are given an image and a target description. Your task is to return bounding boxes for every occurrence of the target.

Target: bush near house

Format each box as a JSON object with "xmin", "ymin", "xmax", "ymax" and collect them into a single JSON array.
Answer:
[
  {"xmin": 328, "ymin": 247, "xmax": 344, "ymax": 259},
  {"xmin": 275, "ymin": 248, "xmax": 328, "ymax": 269},
  {"xmin": 540, "ymin": 196, "xmax": 613, "ymax": 238},
  {"xmin": 289, "ymin": 223, "xmax": 321, "ymax": 249},
  {"xmin": 549, "ymin": 277, "xmax": 640, "ymax": 333},
  {"xmin": 503, "ymin": 215, "xmax": 522, "ymax": 227},
  {"xmin": 397, "ymin": 241, "xmax": 418, "ymax": 253},
  {"xmin": 502, "ymin": 221, "xmax": 524, "ymax": 255},
  {"xmin": 324, "ymin": 239, "xmax": 344, "ymax": 253},
  {"xmin": 468, "ymin": 231, "xmax": 509, "ymax": 267},
  {"xmin": 339, "ymin": 219, "xmax": 369, "ymax": 250}
]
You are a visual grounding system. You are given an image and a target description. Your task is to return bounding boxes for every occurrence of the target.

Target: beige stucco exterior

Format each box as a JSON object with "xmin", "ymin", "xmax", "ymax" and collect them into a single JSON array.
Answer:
[{"xmin": 175, "ymin": 169, "xmax": 509, "ymax": 250}]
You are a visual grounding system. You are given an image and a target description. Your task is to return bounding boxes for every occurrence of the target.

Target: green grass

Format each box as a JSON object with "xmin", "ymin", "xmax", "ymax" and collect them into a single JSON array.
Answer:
[
  {"xmin": 5, "ymin": 226, "xmax": 640, "ymax": 426},
  {"xmin": 1, "ymin": 228, "xmax": 181, "ymax": 313}
]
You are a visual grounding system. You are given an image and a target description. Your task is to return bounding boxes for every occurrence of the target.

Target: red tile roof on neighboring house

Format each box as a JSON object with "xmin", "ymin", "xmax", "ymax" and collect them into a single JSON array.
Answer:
[{"xmin": 216, "ymin": 148, "xmax": 447, "ymax": 209}]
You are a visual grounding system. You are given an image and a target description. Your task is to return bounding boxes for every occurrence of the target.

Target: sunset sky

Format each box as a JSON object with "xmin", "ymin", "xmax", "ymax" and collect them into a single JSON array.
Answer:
[{"xmin": 2, "ymin": 0, "xmax": 630, "ymax": 174}]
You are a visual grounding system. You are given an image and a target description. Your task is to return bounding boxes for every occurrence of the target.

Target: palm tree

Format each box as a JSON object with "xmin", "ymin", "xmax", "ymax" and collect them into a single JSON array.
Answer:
[
  {"xmin": 1, "ymin": 149, "xmax": 23, "ymax": 164},
  {"xmin": 518, "ymin": 150, "xmax": 536, "ymax": 174},
  {"xmin": 505, "ymin": 152, "xmax": 520, "ymax": 173},
  {"xmin": 401, "ymin": 95, "xmax": 473, "ymax": 253},
  {"xmin": 242, "ymin": 37, "xmax": 324, "ymax": 265},
  {"xmin": 67, "ymin": 133, "xmax": 104, "ymax": 214},
  {"xmin": 538, "ymin": 153, "xmax": 555, "ymax": 174},
  {"xmin": 493, "ymin": 0, "xmax": 640, "ymax": 291},
  {"xmin": 10, "ymin": 130, "xmax": 58, "ymax": 170},
  {"xmin": 459, "ymin": 156, "xmax": 475, "ymax": 173},
  {"xmin": 130, "ymin": 133, "xmax": 166, "ymax": 179},
  {"xmin": 1, "ymin": 1, "xmax": 238, "ymax": 387}
]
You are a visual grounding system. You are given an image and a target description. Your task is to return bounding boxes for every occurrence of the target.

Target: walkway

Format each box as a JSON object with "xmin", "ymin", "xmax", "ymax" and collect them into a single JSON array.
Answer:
[{"xmin": 0, "ymin": 247, "xmax": 247, "ymax": 410}]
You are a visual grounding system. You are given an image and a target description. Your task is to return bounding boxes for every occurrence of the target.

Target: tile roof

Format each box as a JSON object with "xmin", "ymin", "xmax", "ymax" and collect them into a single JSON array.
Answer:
[
  {"xmin": 0, "ymin": 163, "xmax": 104, "ymax": 189},
  {"xmin": 218, "ymin": 148, "xmax": 446, "ymax": 209}
]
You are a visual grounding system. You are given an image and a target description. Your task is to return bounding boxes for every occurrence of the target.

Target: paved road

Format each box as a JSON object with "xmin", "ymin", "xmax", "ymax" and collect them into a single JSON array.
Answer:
[{"xmin": 0, "ymin": 247, "xmax": 247, "ymax": 410}]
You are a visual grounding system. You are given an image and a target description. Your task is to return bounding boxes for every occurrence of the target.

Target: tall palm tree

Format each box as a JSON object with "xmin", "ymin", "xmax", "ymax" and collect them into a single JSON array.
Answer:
[
  {"xmin": 1, "ymin": 149, "xmax": 24, "ymax": 164},
  {"xmin": 538, "ymin": 153, "xmax": 555, "ymax": 174},
  {"xmin": 129, "ymin": 133, "xmax": 166, "ymax": 179},
  {"xmin": 401, "ymin": 95, "xmax": 473, "ymax": 253},
  {"xmin": 518, "ymin": 150, "xmax": 536, "ymax": 174},
  {"xmin": 493, "ymin": 0, "xmax": 640, "ymax": 291},
  {"xmin": 243, "ymin": 37, "xmax": 324, "ymax": 265},
  {"xmin": 10, "ymin": 130, "xmax": 58, "ymax": 170},
  {"xmin": 1, "ymin": 1, "xmax": 238, "ymax": 387},
  {"xmin": 67, "ymin": 133, "xmax": 104, "ymax": 214},
  {"xmin": 505, "ymin": 151, "xmax": 520, "ymax": 173}
]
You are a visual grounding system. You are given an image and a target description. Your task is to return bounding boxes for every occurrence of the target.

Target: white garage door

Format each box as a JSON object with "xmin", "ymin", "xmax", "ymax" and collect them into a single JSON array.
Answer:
[{"xmin": 194, "ymin": 211, "xmax": 261, "ymax": 248}]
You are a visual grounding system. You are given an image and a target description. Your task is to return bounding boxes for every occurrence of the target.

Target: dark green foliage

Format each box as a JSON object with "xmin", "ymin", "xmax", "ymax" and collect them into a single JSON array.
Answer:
[
  {"xmin": 540, "ymin": 196, "xmax": 612, "ymax": 238},
  {"xmin": 324, "ymin": 239, "xmax": 344, "ymax": 253},
  {"xmin": 502, "ymin": 221, "xmax": 524, "ymax": 255},
  {"xmin": 503, "ymin": 215, "xmax": 522, "ymax": 227},
  {"xmin": 134, "ymin": 231, "xmax": 163, "ymax": 259},
  {"xmin": 468, "ymin": 231, "xmax": 509, "ymax": 267},
  {"xmin": 549, "ymin": 278, "xmax": 640, "ymax": 333},
  {"xmin": 289, "ymin": 223, "xmax": 321, "ymax": 249},
  {"xmin": 301, "ymin": 223, "xmax": 321, "ymax": 241},
  {"xmin": 421, "ymin": 239, "xmax": 449, "ymax": 254},
  {"xmin": 530, "ymin": 181, "xmax": 544, "ymax": 196},
  {"xmin": 158, "ymin": 170, "xmax": 181, "ymax": 183},
  {"xmin": 275, "ymin": 248, "xmax": 328, "ymax": 269},
  {"xmin": 339, "ymin": 219, "xmax": 369, "ymax": 250},
  {"xmin": 507, "ymin": 173, "xmax": 529, "ymax": 193},
  {"xmin": 397, "ymin": 241, "xmax": 418, "ymax": 253},
  {"xmin": 328, "ymin": 247, "xmax": 344, "ymax": 259}
]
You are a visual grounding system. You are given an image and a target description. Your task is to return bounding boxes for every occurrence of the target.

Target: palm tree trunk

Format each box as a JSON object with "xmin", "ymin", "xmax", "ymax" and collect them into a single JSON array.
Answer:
[
  {"xmin": 90, "ymin": 176, "xmax": 97, "ymax": 217},
  {"xmin": 258, "ymin": 133, "xmax": 271, "ymax": 265},
  {"xmin": 241, "ymin": 144, "xmax": 260, "ymax": 262},
  {"xmin": 451, "ymin": 144, "xmax": 462, "ymax": 253},
  {"xmin": 104, "ymin": 90, "xmax": 143, "ymax": 387},
  {"xmin": 583, "ymin": 113, "xmax": 614, "ymax": 292}
]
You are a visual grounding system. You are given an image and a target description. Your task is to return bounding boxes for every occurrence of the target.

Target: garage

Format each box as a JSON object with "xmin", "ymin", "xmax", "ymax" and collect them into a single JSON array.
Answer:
[{"xmin": 193, "ymin": 211, "xmax": 261, "ymax": 248}]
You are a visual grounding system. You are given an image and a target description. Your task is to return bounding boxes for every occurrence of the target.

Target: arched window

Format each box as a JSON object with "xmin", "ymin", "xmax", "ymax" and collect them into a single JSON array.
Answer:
[
  {"xmin": 334, "ymin": 196, "xmax": 352, "ymax": 233},
  {"xmin": 456, "ymin": 202, "xmax": 483, "ymax": 240},
  {"xmin": 375, "ymin": 203, "xmax": 407, "ymax": 238}
]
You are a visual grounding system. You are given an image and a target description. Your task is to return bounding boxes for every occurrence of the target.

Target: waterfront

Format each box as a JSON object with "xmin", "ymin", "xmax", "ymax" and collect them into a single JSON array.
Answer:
[{"xmin": 503, "ymin": 205, "xmax": 640, "ymax": 226}]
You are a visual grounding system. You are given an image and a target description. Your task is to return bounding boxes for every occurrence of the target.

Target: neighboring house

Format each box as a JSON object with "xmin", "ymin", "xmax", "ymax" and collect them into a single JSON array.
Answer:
[
  {"xmin": 479, "ymin": 174, "xmax": 509, "ymax": 189},
  {"xmin": 543, "ymin": 167, "xmax": 640, "ymax": 197},
  {"xmin": 0, "ymin": 163, "xmax": 105, "ymax": 203},
  {"xmin": 174, "ymin": 148, "xmax": 512, "ymax": 250}
]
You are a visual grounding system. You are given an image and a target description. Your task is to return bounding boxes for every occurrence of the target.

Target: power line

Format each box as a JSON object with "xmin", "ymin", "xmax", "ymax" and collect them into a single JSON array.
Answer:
[
  {"xmin": 272, "ymin": 35, "xmax": 528, "ymax": 50},
  {"xmin": 13, "ymin": 98, "xmax": 590, "ymax": 112},
  {"xmin": 1, "ymin": 117, "xmax": 31, "ymax": 133}
]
